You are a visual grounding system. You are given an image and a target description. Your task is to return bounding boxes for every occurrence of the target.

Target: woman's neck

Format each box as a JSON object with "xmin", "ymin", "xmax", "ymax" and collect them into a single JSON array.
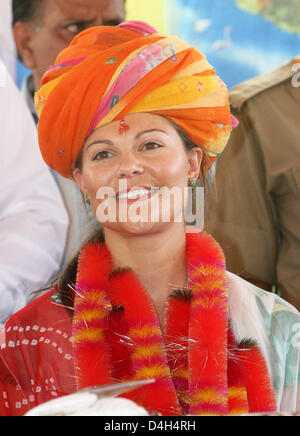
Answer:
[{"xmin": 104, "ymin": 224, "xmax": 188, "ymax": 304}]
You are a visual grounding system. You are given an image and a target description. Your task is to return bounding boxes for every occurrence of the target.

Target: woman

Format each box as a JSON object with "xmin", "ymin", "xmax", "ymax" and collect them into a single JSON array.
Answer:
[{"xmin": 1, "ymin": 21, "xmax": 299, "ymax": 417}]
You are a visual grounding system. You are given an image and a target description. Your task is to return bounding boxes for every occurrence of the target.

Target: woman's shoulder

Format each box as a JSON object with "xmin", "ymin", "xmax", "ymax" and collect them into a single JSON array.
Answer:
[{"xmin": 1, "ymin": 286, "xmax": 71, "ymax": 336}]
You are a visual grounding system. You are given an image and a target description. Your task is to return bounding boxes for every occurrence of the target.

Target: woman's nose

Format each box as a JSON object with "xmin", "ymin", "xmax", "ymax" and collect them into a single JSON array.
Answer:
[{"xmin": 117, "ymin": 154, "xmax": 144, "ymax": 179}]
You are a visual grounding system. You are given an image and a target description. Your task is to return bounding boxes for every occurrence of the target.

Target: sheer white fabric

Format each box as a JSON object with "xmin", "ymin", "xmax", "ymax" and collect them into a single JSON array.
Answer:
[{"xmin": 227, "ymin": 271, "xmax": 300, "ymax": 413}]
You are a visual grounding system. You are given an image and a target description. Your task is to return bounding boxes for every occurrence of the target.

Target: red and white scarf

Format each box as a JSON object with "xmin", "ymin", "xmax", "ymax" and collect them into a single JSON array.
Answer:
[{"xmin": 72, "ymin": 231, "xmax": 276, "ymax": 416}]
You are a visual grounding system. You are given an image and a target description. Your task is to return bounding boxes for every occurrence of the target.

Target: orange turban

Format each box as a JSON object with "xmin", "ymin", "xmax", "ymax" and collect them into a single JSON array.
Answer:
[{"xmin": 35, "ymin": 21, "xmax": 235, "ymax": 178}]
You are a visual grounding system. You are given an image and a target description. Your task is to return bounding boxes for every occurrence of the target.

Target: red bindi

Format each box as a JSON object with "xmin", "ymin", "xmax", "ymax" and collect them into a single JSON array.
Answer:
[{"xmin": 118, "ymin": 119, "xmax": 130, "ymax": 135}]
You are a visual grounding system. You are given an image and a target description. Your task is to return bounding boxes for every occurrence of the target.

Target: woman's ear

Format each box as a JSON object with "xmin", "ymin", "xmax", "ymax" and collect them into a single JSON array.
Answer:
[
  {"xmin": 187, "ymin": 147, "xmax": 203, "ymax": 180},
  {"xmin": 73, "ymin": 168, "xmax": 87, "ymax": 196}
]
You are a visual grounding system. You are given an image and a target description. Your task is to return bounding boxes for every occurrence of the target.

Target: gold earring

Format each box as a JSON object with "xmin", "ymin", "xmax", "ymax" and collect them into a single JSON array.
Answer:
[
  {"xmin": 84, "ymin": 194, "xmax": 91, "ymax": 206},
  {"xmin": 188, "ymin": 179, "xmax": 197, "ymax": 217},
  {"xmin": 188, "ymin": 178, "xmax": 197, "ymax": 188}
]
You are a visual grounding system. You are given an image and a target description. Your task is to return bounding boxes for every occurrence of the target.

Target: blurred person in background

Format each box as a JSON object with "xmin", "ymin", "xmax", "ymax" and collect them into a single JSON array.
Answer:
[
  {"xmin": 12, "ymin": 0, "xmax": 126, "ymax": 266},
  {"xmin": 205, "ymin": 55, "xmax": 300, "ymax": 311},
  {"xmin": 0, "ymin": 59, "xmax": 69, "ymax": 328}
]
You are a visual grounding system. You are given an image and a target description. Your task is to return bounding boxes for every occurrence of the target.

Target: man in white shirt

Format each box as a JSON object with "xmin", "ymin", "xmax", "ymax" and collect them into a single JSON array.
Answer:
[
  {"xmin": 0, "ymin": 60, "xmax": 69, "ymax": 328},
  {"xmin": 0, "ymin": 0, "xmax": 16, "ymax": 79}
]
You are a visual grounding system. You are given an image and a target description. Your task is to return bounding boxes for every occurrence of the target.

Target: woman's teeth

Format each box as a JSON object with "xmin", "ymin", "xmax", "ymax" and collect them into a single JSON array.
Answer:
[{"xmin": 118, "ymin": 188, "xmax": 156, "ymax": 200}]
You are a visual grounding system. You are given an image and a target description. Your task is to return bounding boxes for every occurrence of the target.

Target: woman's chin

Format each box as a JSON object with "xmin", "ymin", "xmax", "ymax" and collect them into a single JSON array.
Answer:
[{"xmin": 100, "ymin": 219, "xmax": 174, "ymax": 237}]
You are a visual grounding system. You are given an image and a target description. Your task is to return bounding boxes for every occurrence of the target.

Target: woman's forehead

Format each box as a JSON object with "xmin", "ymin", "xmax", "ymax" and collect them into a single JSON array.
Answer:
[
  {"xmin": 99, "ymin": 113, "xmax": 172, "ymax": 132},
  {"xmin": 86, "ymin": 113, "xmax": 177, "ymax": 143}
]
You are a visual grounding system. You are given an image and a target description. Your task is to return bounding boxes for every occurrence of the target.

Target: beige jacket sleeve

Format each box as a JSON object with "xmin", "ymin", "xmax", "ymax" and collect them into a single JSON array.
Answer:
[{"xmin": 205, "ymin": 56, "xmax": 300, "ymax": 310}]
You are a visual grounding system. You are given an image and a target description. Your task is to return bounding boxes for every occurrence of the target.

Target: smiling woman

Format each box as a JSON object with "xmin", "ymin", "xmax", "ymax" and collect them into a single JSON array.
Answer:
[
  {"xmin": 72, "ymin": 113, "xmax": 202, "ymax": 234},
  {"xmin": 1, "ymin": 21, "xmax": 299, "ymax": 417}
]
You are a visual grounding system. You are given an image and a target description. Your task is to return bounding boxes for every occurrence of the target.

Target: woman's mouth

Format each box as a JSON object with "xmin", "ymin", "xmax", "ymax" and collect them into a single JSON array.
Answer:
[{"xmin": 116, "ymin": 186, "xmax": 159, "ymax": 203}]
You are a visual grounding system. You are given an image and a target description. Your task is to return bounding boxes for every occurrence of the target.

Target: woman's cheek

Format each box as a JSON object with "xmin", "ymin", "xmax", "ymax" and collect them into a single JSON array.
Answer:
[{"xmin": 157, "ymin": 156, "xmax": 188, "ymax": 187}]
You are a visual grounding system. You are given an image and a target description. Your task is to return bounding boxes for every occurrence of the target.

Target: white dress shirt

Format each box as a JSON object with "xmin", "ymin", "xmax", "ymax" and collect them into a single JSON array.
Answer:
[
  {"xmin": 0, "ymin": 60, "xmax": 69, "ymax": 327},
  {"xmin": 0, "ymin": 0, "xmax": 16, "ymax": 79}
]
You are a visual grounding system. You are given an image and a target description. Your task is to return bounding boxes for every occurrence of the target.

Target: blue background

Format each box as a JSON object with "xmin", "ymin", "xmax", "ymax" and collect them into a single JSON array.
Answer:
[{"xmin": 166, "ymin": 0, "xmax": 300, "ymax": 88}]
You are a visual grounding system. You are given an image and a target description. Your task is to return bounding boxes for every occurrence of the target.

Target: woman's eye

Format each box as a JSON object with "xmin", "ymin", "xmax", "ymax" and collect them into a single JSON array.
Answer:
[
  {"xmin": 142, "ymin": 142, "xmax": 163, "ymax": 151},
  {"xmin": 93, "ymin": 151, "xmax": 113, "ymax": 160}
]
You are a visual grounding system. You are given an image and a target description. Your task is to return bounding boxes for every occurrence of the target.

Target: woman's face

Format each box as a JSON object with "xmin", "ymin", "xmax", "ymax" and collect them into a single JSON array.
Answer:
[{"xmin": 73, "ymin": 113, "xmax": 202, "ymax": 235}]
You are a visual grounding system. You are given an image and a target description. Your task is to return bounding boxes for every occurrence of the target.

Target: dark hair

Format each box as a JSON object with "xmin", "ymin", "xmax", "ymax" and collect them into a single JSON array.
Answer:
[
  {"xmin": 12, "ymin": 0, "xmax": 43, "ymax": 26},
  {"xmin": 57, "ymin": 225, "xmax": 104, "ymax": 311}
]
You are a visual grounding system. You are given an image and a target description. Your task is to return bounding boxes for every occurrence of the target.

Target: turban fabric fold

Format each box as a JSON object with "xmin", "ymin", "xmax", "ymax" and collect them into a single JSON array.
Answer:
[{"xmin": 35, "ymin": 21, "xmax": 234, "ymax": 178}]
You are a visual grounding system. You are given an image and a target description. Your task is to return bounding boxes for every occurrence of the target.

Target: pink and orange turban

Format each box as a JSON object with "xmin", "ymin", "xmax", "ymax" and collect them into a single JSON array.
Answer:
[{"xmin": 35, "ymin": 21, "xmax": 235, "ymax": 179}]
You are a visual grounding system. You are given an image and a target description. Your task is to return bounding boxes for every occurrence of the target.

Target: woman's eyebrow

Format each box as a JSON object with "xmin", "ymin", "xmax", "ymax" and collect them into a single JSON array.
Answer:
[
  {"xmin": 135, "ymin": 129, "xmax": 168, "ymax": 139},
  {"xmin": 86, "ymin": 139, "xmax": 113, "ymax": 149},
  {"xmin": 86, "ymin": 129, "xmax": 168, "ymax": 149}
]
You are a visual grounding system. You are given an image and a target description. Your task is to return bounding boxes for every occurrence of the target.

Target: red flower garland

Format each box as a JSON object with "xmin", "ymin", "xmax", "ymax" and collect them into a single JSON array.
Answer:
[{"xmin": 72, "ymin": 232, "xmax": 277, "ymax": 415}]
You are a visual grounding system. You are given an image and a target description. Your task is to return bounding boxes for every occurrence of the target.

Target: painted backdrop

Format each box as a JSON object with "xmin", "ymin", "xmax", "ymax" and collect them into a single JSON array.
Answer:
[{"xmin": 165, "ymin": 0, "xmax": 300, "ymax": 88}]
